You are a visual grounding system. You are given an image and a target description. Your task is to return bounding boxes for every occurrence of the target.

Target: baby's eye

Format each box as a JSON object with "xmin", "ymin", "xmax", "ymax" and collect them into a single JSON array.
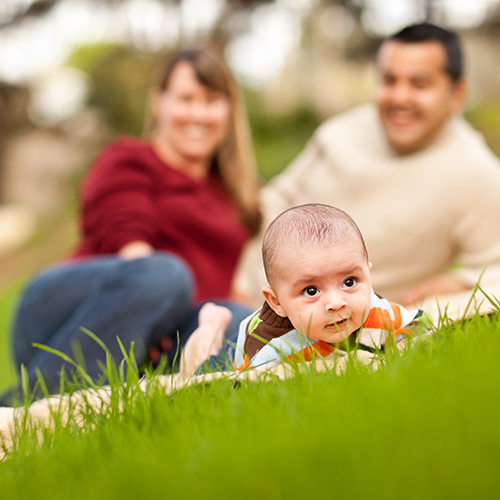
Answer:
[
  {"xmin": 303, "ymin": 286, "xmax": 319, "ymax": 297},
  {"xmin": 342, "ymin": 278, "xmax": 357, "ymax": 289}
]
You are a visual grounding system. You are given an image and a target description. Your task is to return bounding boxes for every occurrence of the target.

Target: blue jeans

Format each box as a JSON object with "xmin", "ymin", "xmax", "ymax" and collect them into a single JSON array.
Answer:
[{"xmin": 1, "ymin": 251, "xmax": 251, "ymax": 405}]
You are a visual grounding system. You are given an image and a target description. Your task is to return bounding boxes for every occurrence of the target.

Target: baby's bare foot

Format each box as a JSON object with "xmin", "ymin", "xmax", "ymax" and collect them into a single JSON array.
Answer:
[{"xmin": 180, "ymin": 303, "xmax": 232, "ymax": 379}]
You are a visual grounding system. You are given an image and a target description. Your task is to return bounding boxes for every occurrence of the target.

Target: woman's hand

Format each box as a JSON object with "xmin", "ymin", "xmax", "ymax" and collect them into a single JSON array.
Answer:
[{"xmin": 118, "ymin": 241, "xmax": 154, "ymax": 260}]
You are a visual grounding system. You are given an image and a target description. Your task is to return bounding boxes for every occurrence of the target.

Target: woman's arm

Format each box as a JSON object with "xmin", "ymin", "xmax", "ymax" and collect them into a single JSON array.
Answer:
[{"xmin": 80, "ymin": 140, "xmax": 162, "ymax": 254}]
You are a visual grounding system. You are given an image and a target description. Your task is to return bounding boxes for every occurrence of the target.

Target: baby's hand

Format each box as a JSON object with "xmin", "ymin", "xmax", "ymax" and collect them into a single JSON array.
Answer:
[{"xmin": 180, "ymin": 303, "xmax": 232, "ymax": 379}]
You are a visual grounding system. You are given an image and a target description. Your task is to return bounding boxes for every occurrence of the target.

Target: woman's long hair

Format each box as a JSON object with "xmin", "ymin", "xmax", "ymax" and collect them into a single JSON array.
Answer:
[{"xmin": 146, "ymin": 48, "xmax": 262, "ymax": 236}]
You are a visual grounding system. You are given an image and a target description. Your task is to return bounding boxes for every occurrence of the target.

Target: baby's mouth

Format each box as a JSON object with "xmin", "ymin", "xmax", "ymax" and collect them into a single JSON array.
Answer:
[{"xmin": 326, "ymin": 318, "xmax": 349, "ymax": 330}]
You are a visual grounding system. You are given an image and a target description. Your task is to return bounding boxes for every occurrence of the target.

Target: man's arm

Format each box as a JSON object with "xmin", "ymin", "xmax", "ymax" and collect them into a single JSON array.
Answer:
[
  {"xmin": 405, "ymin": 156, "xmax": 500, "ymax": 319},
  {"xmin": 400, "ymin": 274, "xmax": 468, "ymax": 307}
]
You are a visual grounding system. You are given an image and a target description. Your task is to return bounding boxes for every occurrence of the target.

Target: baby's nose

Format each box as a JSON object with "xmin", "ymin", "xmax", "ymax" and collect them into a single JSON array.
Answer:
[{"xmin": 324, "ymin": 293, "xmax": 347, "ymax": 311}]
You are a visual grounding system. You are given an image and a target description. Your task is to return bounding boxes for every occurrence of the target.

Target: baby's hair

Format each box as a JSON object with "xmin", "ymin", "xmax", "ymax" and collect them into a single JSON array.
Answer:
[{"xmin": 262, "ymin": 204, "xmax": 368, "ymax": 285}]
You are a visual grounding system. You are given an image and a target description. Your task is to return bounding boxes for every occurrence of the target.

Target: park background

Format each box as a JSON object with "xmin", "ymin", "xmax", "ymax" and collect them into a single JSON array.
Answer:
[
  {"xmin": 0, "ymin": 1, "xmax": 499, "ymax": 496},
  {"xmin": 1, "ymin": 0, "xmax": 500, "ymax": 391}
]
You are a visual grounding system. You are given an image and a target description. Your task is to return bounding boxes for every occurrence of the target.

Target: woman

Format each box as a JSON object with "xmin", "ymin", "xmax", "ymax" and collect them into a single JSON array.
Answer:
[{"xmin": 4, "ymin": 48, "xmax": 261, "ymax": 402}]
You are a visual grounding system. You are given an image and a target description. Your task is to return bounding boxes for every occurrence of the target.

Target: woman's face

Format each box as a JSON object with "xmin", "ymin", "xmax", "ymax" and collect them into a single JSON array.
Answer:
[{"xmin": 153, "ymin": 61, "xmax": 231, "ymax": 166}]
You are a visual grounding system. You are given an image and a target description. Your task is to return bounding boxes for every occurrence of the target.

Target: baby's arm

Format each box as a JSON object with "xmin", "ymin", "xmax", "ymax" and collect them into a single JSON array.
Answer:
[{"xmin": 180, "ymin": 303, "xmax": 232, "ymax": 379}]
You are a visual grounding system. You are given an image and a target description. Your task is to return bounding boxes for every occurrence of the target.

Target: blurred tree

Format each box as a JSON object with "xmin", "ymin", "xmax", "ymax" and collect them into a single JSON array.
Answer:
[
  {"xmin": 202, "ymin": 0, "xmax": 273, "ymax": 49},
  {"xmin": 0, "ymin": 0, "xmax": 274, "ymax": 49},
  {"xmin": 0, "ymin": 84, "xmax": 31, "ymax": 135},
  {"xmin": 0, "ymin": 83, "xmax": 31, "ymax": 201},
  {"xmin": 0, "ymin": 0, "xmax": 60, "ymax": 29},
  {"xmin": 67, "ymin": 44, "xmax": 157, "ymax": 136}
]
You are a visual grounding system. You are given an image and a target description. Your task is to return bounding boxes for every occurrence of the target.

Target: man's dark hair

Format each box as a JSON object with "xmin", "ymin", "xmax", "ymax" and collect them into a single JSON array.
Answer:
[{"xmin": 387, "ymin": 23, "xmax": 463, "ymax": 82}]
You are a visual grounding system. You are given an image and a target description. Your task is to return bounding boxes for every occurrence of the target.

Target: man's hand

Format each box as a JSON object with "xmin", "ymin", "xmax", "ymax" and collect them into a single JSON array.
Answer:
[{"xmin": 401, "ymin": 274, "xmax": 469, "ymax": 307}]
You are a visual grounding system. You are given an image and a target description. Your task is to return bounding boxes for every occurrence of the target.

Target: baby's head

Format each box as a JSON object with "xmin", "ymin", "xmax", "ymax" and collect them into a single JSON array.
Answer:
[{"xmin": 261, "ymin": 204, "xmax": 372, "ymax": 344}]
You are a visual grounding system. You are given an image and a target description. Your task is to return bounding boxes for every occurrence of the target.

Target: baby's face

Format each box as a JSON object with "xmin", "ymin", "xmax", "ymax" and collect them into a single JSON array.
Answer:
[{"xmin": 264, "ymin": 241, "xmax": 372, "ymax": 344}]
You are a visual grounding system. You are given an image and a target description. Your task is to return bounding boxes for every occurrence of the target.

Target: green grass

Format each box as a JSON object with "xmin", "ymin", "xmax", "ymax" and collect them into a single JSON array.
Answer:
[
  {"xmin": 0, "ymin": 313, "xmax": 499, "ymax": 499},
  {"xmin": 0, "ymin": 281, "xmax": 24, "ymax": 392}
]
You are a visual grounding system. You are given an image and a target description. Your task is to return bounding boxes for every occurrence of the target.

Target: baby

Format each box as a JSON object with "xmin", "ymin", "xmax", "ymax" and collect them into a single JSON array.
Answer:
[{"xmin": 181, "ymin": 204, "xmax": 432, "ymax": 376}]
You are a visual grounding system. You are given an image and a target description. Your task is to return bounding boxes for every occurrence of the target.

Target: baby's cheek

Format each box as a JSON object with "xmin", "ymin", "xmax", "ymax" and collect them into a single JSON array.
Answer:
[
  {"xmin": 290, "ymin": 312, "xmax": 308, "ymax": 335},
  {"xmin": 353, "ymin": 305, "xmax": 369, "ymax": 331},
  {"xmin": 361, "ymin": 306, "xmax": 371, "ymax": 325}
]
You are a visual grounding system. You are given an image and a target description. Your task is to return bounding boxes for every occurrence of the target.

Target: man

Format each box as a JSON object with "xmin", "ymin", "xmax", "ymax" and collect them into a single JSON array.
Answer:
[{"xmin": 234, "ymin": 23, "xmax": 500, "ymax": 320}]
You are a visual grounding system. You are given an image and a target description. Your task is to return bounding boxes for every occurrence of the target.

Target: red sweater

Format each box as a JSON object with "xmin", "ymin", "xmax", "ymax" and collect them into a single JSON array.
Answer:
[{"xmin": 73, "ymin": 137, "xmax": 249, "ymax": 301}]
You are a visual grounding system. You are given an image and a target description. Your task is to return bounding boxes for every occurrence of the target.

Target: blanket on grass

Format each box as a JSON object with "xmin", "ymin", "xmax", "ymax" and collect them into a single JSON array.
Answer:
[{"xmin": 0, "ymin": 332, "xmax": 434, "ymax": 460}]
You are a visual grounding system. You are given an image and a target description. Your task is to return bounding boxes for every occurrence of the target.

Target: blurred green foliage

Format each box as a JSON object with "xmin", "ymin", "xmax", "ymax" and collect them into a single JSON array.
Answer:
[
  {"xmin": 245, "ymin": 89, "xmax": 321, "ymax": 180},
  {"xmin": 67, "ymin": 43, "xmax": 157, "ymax": 136},
  {"xmin": 465, "ymin": 102, "xmax": 500, "ymax": 159}
]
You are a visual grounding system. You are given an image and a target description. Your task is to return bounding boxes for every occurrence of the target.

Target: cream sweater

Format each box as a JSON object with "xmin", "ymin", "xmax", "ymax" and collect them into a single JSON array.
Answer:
[{"xmin": 234, "ymin": 104, "xmax": 500, "ymax": 320}]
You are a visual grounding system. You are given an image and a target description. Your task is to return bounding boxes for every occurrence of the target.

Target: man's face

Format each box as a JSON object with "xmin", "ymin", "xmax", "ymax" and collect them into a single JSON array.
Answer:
[
  {"xmin": 375, "ymin": 40, "xmax": 465, "ymax": 154},
  {"xmin": 263, "ymin": 241, "xmax": 373, "ymax": 344}
]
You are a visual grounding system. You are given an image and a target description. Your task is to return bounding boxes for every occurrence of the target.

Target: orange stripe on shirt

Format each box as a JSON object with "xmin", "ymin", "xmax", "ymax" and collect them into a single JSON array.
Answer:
[
  {"xmin": 363, "ymin": 303, "xmax": 403, "ymax": 331},
  {"xmin": 237, "ymin": 340, "xmax": 336, "ymax": 370},
  {"xmin": 286, "ymin": 341, "xmax": 336, "ymax": 364},
  {"xmin": 236, "ymin": 354, "xmax": 250, "ymax": 371}
]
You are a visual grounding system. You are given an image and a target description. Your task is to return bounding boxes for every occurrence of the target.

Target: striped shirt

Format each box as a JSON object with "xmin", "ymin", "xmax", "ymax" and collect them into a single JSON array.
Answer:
[{"xmin": 235, "ymin": 289, "xmax": 432, "ymax": 370}]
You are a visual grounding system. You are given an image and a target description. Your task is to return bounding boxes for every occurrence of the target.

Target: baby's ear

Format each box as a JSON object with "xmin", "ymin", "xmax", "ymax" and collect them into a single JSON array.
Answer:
[
  {"xmin": 368, "ymin": 261, "xmax": 373, "ymax": 271},
  {"xmin": 262, "ymin": 286, "xmax": 287, "ymax": 317}
]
